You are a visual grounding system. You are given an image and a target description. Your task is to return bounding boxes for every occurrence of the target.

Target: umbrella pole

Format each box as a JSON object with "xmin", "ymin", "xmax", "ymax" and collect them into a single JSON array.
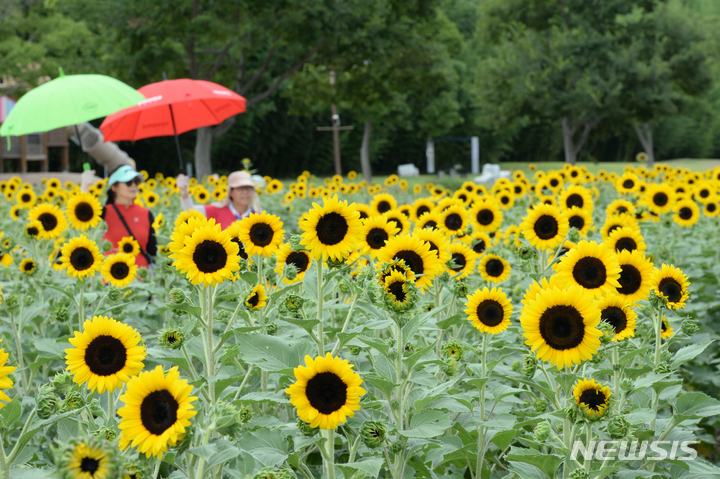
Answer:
[
  {"xmin": 74, "ymin": 124, "xmax": 88, "ymax": 164},
  {"xmin": 168, "ymin": 104, "xmax": 185, "ymax": 175}
]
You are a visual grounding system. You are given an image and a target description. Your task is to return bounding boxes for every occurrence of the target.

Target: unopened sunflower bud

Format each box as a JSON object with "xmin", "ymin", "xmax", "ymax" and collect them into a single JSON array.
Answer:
[
  {"xmin": 607, "ymin": 416, "xmax": 631, "ymax": 439},
  {"xmin": 681, "ymin": 318, "xmax": 699, "ymax": 336},
  {"xmin": 93, "ymin": 426, "xmax": 117, "ymax": 441},
  {"xmin": 361, "ymin": 420, "xmax": 388, "ymax": 448},
  {"xmin": 517, "ymin": 245, "xmax": 536, "ymax": 261},
  {"xmin": 52, "ymin": 306, "xmax": 70, "ymax": 323},
  {"xmin": 388, "ymin": 349, "xmax": 398, "ymax": 360},
  {"xmin": 23, "ymin": 293, "xmax": 33, "ymax": 305},
  {"xmin": 238, "ymin": 405, "xmax": 252, "ymax": 424},
  {"xmin": 620, "ymin": 379, "xmax": 634, "ymax": 393},
  {"xmin": 566, "ymin": 406, "xmax": 579, "ymax": 424},
  {"xmin": 283, "ymin": 294, "xmax": 304, "ymax": 312},
  {"xmin": 265, "ymin": 322, "xmax": 278, "ymax": 336},
  {"xmin": 62, "ymin": 391, "xmax": 85, "ymax": 411},
  {"xmin": 404, "ymin": 343, "xmax": 416, "ymax": 353},
  {"xmin": 598, "ymin": 321, "xmax": 615, "ymax": 344},
  {"xmin": 213, "ymin": 401, "xmax": 243, "ymax": 438},
  {"xmin": 452, "ymin": 280, "xmax": 470, "ymax": 298},
  {"xmin": 390, "ymin": 439, "xmax": 403, "ymax": 455},
  {"xmin": 36, "ymin": 384, "xmax": 59, "ymax": 419},
  {"xmin": 137, "ymin": 267, "xmax": 148, "ymax": 280},
  {"xmin": 52, "ymin": 371, "xmax": 75, "ymax": 396},
  {"xmin": 591, "ymin": 349, "xmax": 606, "ymax": 363},
  {"xmin": 568, "ymin": 227, "xmax": 581, "ymax": 243},
  {"xmin": 297, "ymin": 418, "xmax": 319, "ymax": 437},
  {"xmin": 288, "ymin": 234, "xmax": 303, "ymax": 251},
  {"xmin": 327, "ymin": 256, "xmax": 345, "ymax": 269},
  {"xmin": 520, "ymin": 353, "xmax": 537, "ymax": 377},
  {"xmin": 442, "ymin": 357, "xmax": 459, "ymax": 377},
  {"xmin": 648, "ymin": 290, "xmax": 668, "ymax": 309},
  {"xmin": 437, "ymin": 271, "xmax": 451, "ymax": 283},
  {"xmin": 158, "ymin": 328, "xmax": 185, "ymax": 349},
  {"xmin": 612, "ymin": 363, "xmax": 622, "ymax": 372},
  {"xmin": 237, "ymin": 257, "xmax": 248, "ymax": 270},
  {"xmin": 442, "ymin": 341, "xmax": 465, "ymax": 362},
  {"xmin": 511, "ymin": 360, "xmax": 522, "ymax": 372},
  {"xmin": 169, "ymin": 287, "xmax": 186, "ymax": 304},
  {"xmin": 349, "ymin": 345, "xmax": 361, "ymax": 356},
  {"xmin": 533, "ymin": 399, "xmax": 548, "ymax": 413},
  {"xmin": 534, "ymin": 422, "xmax": 551, "ymax": 442},
  {"xmin": 101, "ymin": 240, "xmax": 113, "ymax": 252},
  {"xmin": 662, "ymin": 217, "xmax": 673, "ymax": 228},
  {"xmin": 283, "ymin": 263, "xmax": 299, "ymax": 281},
  {"xmin": 5, "ymin": 294, "xmax": 19, "ymax": 309},
  {"xmin": 122, "ymin": 462, "xmax": 146, "ymax": 479},
  {"xmin": 252, "ymin": 466, "xmax": 296, "ymax": 479},
  {"xmin": 569, "ymin": 469, "xmax": 588, "ymax": 479},
  {"xmin": 338, "ymin": 281, "xmax": 350, "ymax": 294},
  {"xmin": 107, "ymin": 286, "xmax": 122, "ymax": 302},
  {"xmin": 654, "ymin": 361, "xmax": 671, "ymax": 374}
]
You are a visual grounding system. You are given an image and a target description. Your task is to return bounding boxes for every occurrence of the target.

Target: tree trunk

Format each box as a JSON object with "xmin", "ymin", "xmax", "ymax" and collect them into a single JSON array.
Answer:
[
  {"xmin": 360, "ymin": 120, "xmax": 373, "ymax": 182},
  {"xmin": 195, "ymin": 126, "xmax": 213, "ymax": 179},
  {"xmin": 562, "ymin": 117, "xmax": 577, "ymax": 164},
  {"xmin": 633, "ymin": 123, "xmax": 655, "ymax": 167}
]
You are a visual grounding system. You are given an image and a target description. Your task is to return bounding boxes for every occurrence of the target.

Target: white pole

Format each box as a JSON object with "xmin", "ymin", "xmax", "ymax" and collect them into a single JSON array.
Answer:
[
  {"xmin": 426, "ymin": 139, "xmax": 435, "ymax": 174},
  {"xmin": 471, "ymin": 136, "xmax": 479, "ymax": 174}
]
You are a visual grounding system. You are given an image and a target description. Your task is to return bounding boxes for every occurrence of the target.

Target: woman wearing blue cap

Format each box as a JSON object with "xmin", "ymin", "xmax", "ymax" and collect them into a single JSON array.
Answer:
[{"xmin": 84, "ymin": 164, "xmax": 157, "ymax": 268}]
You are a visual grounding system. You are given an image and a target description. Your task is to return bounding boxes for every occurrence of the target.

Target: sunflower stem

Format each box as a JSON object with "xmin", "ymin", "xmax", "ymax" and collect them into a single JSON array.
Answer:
[
  {"xmin": 78, "ymin": 281, "xmax": 86, "ymax": 332},
  {"xmin": 324, "ymin": 429, "xmax": 336, "ymax": 479},
  {"xmin": 107, "ymin": 389, "xmax": 115, "ymax": 424},
  {"xmin": 650, "ymin": 305, "xmax": 663, "ymax": 433},
  {"xmin": 8, "ymin": 310, "xmax": 28, "ymax": 396},
  {"xmin": 612, "ymin": 343, "xmax": 620, "ymax": 412},
  {"xmin": 331, "ymin": 292, "xmax": 359, "ymax": 356},
  {"xmin": 583, "ymin": 423, "xmax": 593, "ymax": 472},
  {"xmin": 480, "ymin": 334, "xmax": 488, "ymax": 420},
  {"xmin": 152, "ymin": 458, "xmax": 161, "ymax": 478},
  {"xmin": 317, "ymin": 262, "xmax": 325, "ymax": 356}
]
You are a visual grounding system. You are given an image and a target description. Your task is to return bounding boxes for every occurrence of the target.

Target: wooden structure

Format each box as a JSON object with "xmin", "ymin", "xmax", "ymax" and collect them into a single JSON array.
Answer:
[{"xmin": 0, "ymin": 127, "xmax": 69, "ymax": 173}]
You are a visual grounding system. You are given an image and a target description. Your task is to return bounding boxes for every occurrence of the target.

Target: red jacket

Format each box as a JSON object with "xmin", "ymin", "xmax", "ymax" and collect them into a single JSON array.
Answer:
[
  {"xmin": 205, "ymin": 205, "xmax": 238, "ymax": 230},
  {"xmin": 102, "ymin": 203, "xmax": 157, "ymax": 268}
]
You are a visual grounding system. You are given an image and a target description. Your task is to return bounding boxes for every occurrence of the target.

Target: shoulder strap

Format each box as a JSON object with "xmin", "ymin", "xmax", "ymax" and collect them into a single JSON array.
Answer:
[{"xmin": 110, "ymin": 203, "xmax": 154, "ymax": 265}]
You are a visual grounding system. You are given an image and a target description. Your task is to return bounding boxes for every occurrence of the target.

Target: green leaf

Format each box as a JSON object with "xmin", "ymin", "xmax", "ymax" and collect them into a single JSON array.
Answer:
[
  {"xmin": 624, "ymin": 408, "xmax": 655, "ymax": 425},
  {"xmin": 189, "ymin": 444, "xmax": 217, "ymax": 461},
  {"xmin": 506, "ymin": 447, "xmax": 563, "ymax": 479},
  {"xmin": 278, "ymin": 315, "xmax": 321, "ymax": 334},
  {"xmin": 357, "ymin": 337, "xmax": 390, "ymax": 357},
  {"xmin": 491, "ymin": 429, "xmax": 516, "ymax": 451},
  {"xmin": 619, "ymin": 346, "xmax": 652, "ymax": 367},
  {"xmin": 672, "ymin": 341, "xmax": 714, "ymax": 366},
  {"xmin": 235, "ymin": 391, "xmax": 290, "ymax": 405},
  {"xmin": 168, "ymin": 302, "xmax": 202, "ymax": 318},
  {"xmin": 399, "ymin": 410, "xmax": 451, "ymax": 438},
  {"xmin": 338, "ymin": 457, "xmax": 384, "ymax": 478},
  {"xmin": 0, "ymin": 400, "xmax": 22, "ymax": 429},
  {"xmin": 34, "ymin": 338, "xmax": 68, "ymax": 359},
  {"xmin": 363, "ymin": 374, "xmax": 397, "ymax": 399},
  {"xmin": 238, "ymin": 429, "xmax": 288, "ymax": 467},
  {"xmin": 239, "ymin": 272, "xmax": 258, "ymax": 284},
  {"xmin": 234, "ymin": 333, "xmax": 314, "ymax": 373},
  {"xmin": 675, "ymin": 392, "xmax": 720, "ymax": 420}
]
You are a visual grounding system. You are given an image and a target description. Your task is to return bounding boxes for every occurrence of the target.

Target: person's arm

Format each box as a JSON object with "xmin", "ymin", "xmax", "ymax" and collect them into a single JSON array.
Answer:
[{"xmin": 177, "ymin": 173, "xmax": 207, "ymax": 215}]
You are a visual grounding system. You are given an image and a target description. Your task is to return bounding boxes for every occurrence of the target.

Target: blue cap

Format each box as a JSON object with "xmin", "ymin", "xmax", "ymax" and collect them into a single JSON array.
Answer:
[{"xmin": 108, "ymin": 165, "xmax": 143, "ymax": 186}]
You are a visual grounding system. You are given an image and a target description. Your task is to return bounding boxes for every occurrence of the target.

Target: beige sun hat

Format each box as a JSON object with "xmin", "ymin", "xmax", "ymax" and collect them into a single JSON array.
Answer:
[{"xmin": 227, "ymin": 171, "xmax": 254, "ymax": 188}]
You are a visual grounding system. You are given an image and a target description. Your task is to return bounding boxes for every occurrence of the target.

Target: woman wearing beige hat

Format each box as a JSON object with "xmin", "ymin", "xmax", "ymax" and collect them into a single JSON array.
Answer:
[{"xmin": 177, "ymin": 171, "xmax": 263, "ymax": 229}]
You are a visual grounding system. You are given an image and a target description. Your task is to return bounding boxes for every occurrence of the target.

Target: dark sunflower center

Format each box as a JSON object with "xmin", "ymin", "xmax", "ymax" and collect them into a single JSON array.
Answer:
[
  {"xmin": 38, "ymin": 212, "xmax": 58, "ymax": 231},
  {"xmin": 661, "ymin": 320, "xmax": 667, "ymax": 332},
  {"xmin": 306, "ymin": 372, "xmax": 347, "ymax": 414},
  {"xmin": 110, "ymin": 262, "xmax": 130, "ymax": 280},
  {"xmin": 249, "ymin": 223, "xmax": 274, "ymax": 247},
  {"xmin": 566, "ymin": 194, "xmax": 583, "ymax": 208},
  {"xmin": 572, "ymin": 257, "xmax": 607, "ymax": 289},
  {"xmin": 75, "ymin": 202, "xmax": 94, "ymax": 222},
  {"xmin": 449, "ymin": 253, "xmax": 466, "ymax": 271},
  {"xmin": 192, "ymin": 240, "xmax": 228, "ymax": 273},
  {"xmin": 477, "ymin": 209, "xmax": 494, "ymax": 226},
  {"xmin": 423, "ymin": 220, "xmax": 437, "ymax": 229},
  {"xmin": 568, "ymin": 215, "xmax": 584, "ymax": 230},
  {"xmin": 539, "ymin": 305, "xmax": 586, "ymax": 350},
  {"xmin": 70, "ymin": 247, "xmax": 94, "ymax": 271},
  {"xmin": 85, "ymin": 335, "xmax": 127, "ymax": 376},
  {"xmin": 601, "ymin": 307, "xmax": 627, "ymax": 335},
  {"xmin": 678, "ymin": 207, "xmax": 693, "ymax": 220},
  {"xmin": 80, "ymin": 457, "xmax": 100, "ymax": 474},
  {"xmin": 445, "ymin": 213, "xmax": 463, "ymax": 231},
  {"xmin": 23, "ymin": 261, "xmax": 35, "ymax": 271},
  {"xmin": 140, "ymin": 390, "xmax": 179, "ymax": 435},
  {"xmin": 167, "ymin": 334, "xmax": 178, "ymax": 344},
  {"xmin": 21, "ymin": 193, "xmax": 31, "ymax": 202},
  {"xmin": 27, "ymin": 226, "xmax": 39, "ymax": 236},
  {"xmin": 622, "ymin": 180, "xmax": 634, "ymax": 189},
  {"xmin": 658, "ymin": 278, "xmax": 682, "ymax": 302},
  {"xmin": 472, "ymin": 239, "xmax": 486, "ymax": 254},
  {"xmin": 550, "ymin": 179, "xmax": 559, "ymax": 188},
  {"xmin": 653, "ymin": 192, "xmax": 668, "ymax": 206},
  {"xmin": 699, "ymin": 189, "xmax": 710, "ymax": 198},
  {"xmin": 358, "ymin": 210, "xmax": 369, "ymax": 220},
  {"xmin": 617, "ymin": 264, "xmax": 641, "ymax": 295},
  {"xmin": 514, "ymin": 186, "xmax": 522, "ymax": 194},
  {"xmin": 615, "ymin": 238, "xmax": 637, "ymax": 252},
  {"xmin": 617, "ymin": 206, "xmax": 628, "ymax": 214},
  {"xmin": 247, "ymin": 292, "xmax": 260, "ymax": 307},
  {"xmin": 388, "ymin": 281, "xmax": 407, "ymax": 303},
  {"xmin": 500, "ymin": 195, "xmax": 510, "ymax": 205},
  {"xmin": 394, "ymin": 250, "xmax": 425, "ymax": 277},
  {"xmin": 367, "ymin": 228, "xmax": 389, "ymax": 249},
  {"xmin": 286, "ymin": 251, "xmax": 310, "ymax": 273},
  {"xmin": 377, "ymin": 200, "xmax": 391, "ymax": 213},
  {"xmin": 316, "ymin": 213, "xmax": 349, "ymax": 246},
  {"xmin": 417, "ymin": 205, "xmax": 431, "ymax": 217},
  {"xmin": 579, "ymin": 389, "xmax": 606, "ymax": 411},
  {"xmin": 122, "ymin": 243, "xmax": 134, "ymax": 253},
  {"xmin": 485, "ymin": 259, "xmax": 504, "ymax": 277},
  {"xmin": 708, "ymin": 204, "xmax": 717, "ymax": 213},
  {"xmin": 533, "ymin": 215, "xmax": 559, "ymax": 240},
  {"xmin": 231, "ymin": 238, "xmax": 248, "ymax": 260},
  {"xmin": 477, "ymin": 299, "xmax": 504, "ymax": 326}
]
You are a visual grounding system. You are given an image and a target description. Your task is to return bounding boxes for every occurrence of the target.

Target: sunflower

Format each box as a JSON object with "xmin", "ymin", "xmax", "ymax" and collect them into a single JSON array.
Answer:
[
  {"xmin": 596, "ymin": 294, "xmax": 637, "ymax": 341},
  {"xmin": 467, "ymin": 231, "xmax": 492, "ymax": 256},
  {"xmin": 478, "ymin": 253, "xmax": 511, "ymax": 284},
  {"xmin": 573, "ymin": 378, "xmax": 611, "ymax": 420},
  {"xmin": 16, "ymin": 189, "xmax": 36, "ymax": 208},
  {"xmin": 28, "ymin": 203, "xmax": 67, "ymax": 240},
  {"xmin": 370, "ymin": 193, "xmax": 397, "ymax": 215},
  {"xmin": 224, "ymin": 221, "xmax": 250, "ymax": 263},
  {"xmin": 412, "ymin": 198, "xmax": 435, "ymax": 220},
  {"xmin": 465, "ymin": 287, "xmax": 513, "ymax": 334},
  {"xmin": 613, "ymin": 250, "xmax": 653, "ymax": 303},
  {"xmin": 192, "ymin": 185, "xmax": 210, "ymax": 204},
  {"xmin": 275, "ymin": 245, "xmax": 312, "ymax": 283},
  {"xmin": 520, "ymin": 203, "xmax": 569, "ymax": 251},
  {"xmin": 24, "ymin": 220, "xmax": 42, "ymax": 239},
  {"xmin": 673, "ymin": 199, "xmax": 700, "ymax": 227},
  {"xmin": 9, "ymin": 205, "xmax": 22, "ymax": 221},
  {"xmin": 616, "ymin": 172, "xmax": 640, "ymax": 194},
  {"xmin": 65, "ymin": 315, "xmax": 146, "ymax": 394},
  {"xmin": 563, "ymin": 206, "xmax": 592, "ymax": 237},
  {"xmin": 415, "ymin": 211, "xmax": 443, "ymax": 231},
  {"xmin": 101, "ymin": 253, "xmax": 138, "ymax": 288},
  {"xmin": 19, "ymin": 258, "xmax": 36, "ymax": 274},
  {"xmin": 553, "ymin": 241, "xmax": 621, "ymax": 299},
  {"xmin": 376, "ymin": 234, "xmax": 443, "ymax": 290},
  {"xmin": 605, "ymin": 199, "xmax": 635, "ymax": 217},
  {"xmin": 383, "ymin": 270, "xmax": 415, "ymax": 310},
  {"xmin": 558, "ymin": 185, "xmax": 592, "ymax": 211},
  {"xmin": 703, "ymin": 202, "xmax": 719, "ymax": 217},
  {"xmin": 0, "ymin": 253, "xmax": 13, "ymax": 268},
  {"xmin": 599, "ymin": 213, "xmax": 640, "ymax": 242},
  {"xmin": 0, "ymin": 346, "xmax": 17, "ymax": 408},
  {"xmin": 521, "ymin": 285, "xmax": 602, "ymax": 370},
  {"xmin": 173, "ymin": 221, "xmax": 240, "ymax": 287},
  {"xmin": 354, "ymin": 204, "xmax": 371, "ymax": 220},
  {"xmin": 439, "ymin": 204, "xmax": 470, "ymax": 235},
  {"xmin": 606, "ymin": 226, "xmax": 646, "ymax": 254},
  {"xmin": 66, "ymin": 192, "xmax": 103, "ymax": 231},
  {"xmin": 661, "ymin": 316, "xmax": 674, "ymax": 339},
  {"xmin": 152, "ymin": 212, "xmax": 165, "ymax": 230},
  {"xmin": 651, "ymin": 264, "xmax": 690, "ymax": 310},
  {"xmin": 61, "ymin": 236, "xmax": 104, "ymax": 280},
  {"xmin": 446, "ymin": 243, "xmax": 475, "ymax": 279},
  {"xmin": 358, "ymin": 216, "xmax": 399, "ymax": 259},
  {"xmin": 245, "ymin": 284, "xmax": 268, "ymax": 310},
  {"xmin": 117, "ymin": 236, "xmax": 141, "ymax": 257},
  {"xmin": 63, "ymin": 440, "xmax": 113, "ymax": 479},
  {"xmin": 470, "ymin": 200, "xmax": 503, "ymax": 233},
  {"xmin": 285, "ymin": 353, "xmax": 365, "ymax": 430},
  {"xmin": 645, "ymin": 183, "xmax": 676, "ymax": 214},
  {"xmin": 415, "ymin": 227, "xmax": 450, "ymax": 265},
  {"xmin": 236, "ymin": 212, "xmax": 285, "ymax": 257},
  {"xmin": 300, "ymin": 195, "xmax": 362, "ymax": 261},
  {"xmin": 173, "ymin": 209, "xmax": 205, "ymax": 229},
  {"xmin": 382, "ymin": 210, "xmax": 411, "ymax": 236},
  {"xmin": 496, "ymin": 190, "xmax": 515, "ymax": 210},
  {"xmin": 118, "ymin": 365, "xmax": 197, "ymax": 458}
]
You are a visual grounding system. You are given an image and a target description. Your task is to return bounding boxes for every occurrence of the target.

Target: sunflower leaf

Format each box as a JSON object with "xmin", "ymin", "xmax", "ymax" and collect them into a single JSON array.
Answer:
[
  {"xmin": 337, "ymin": 457, "xmax": 384, "ymax": 478},
  {"xmin": 399, "ymin": 410, "xmax": 451, "ymax": 438},
  {"xmin": 672, "ymin": 340, "xmax": 714, "ymax": 366},
  {"xmin": 234, "ymin": 333, "xmax": 314, "ymax": 373},
  {"xmin": 505, "ymin": 447, "xmax": 563, "ymax": 479},
  {"xmin": 674, "ymin": 392, "xmax": 720, "ymax": 421},
  {"xmin": 363, "ymin": 373, "xmax": 397, "ymax": 399}
]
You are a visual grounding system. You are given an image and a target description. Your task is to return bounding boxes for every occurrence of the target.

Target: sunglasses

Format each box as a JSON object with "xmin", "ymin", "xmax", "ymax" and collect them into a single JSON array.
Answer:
[{"xmin": 124, "ymin": 178, "xmax": 142, "ymax": 186}]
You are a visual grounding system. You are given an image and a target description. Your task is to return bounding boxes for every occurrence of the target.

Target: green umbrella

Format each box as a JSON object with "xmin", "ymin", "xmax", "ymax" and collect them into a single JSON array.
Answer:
[{"xmin": 0, "ymin": 68, "xmax": 144, "ymax": 138}]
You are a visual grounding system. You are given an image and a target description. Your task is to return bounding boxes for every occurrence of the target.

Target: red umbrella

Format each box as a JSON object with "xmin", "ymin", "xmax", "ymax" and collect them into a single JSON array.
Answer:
[{"xmin": 100, "ymin": 79, "xmax": 246, "ymax": 173}]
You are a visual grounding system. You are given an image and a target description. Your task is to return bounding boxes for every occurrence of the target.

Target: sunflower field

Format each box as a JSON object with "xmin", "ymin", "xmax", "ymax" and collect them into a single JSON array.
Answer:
[{"xmin": 1, "ymin": 163, "xmax": 720, "ymax": 479}]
